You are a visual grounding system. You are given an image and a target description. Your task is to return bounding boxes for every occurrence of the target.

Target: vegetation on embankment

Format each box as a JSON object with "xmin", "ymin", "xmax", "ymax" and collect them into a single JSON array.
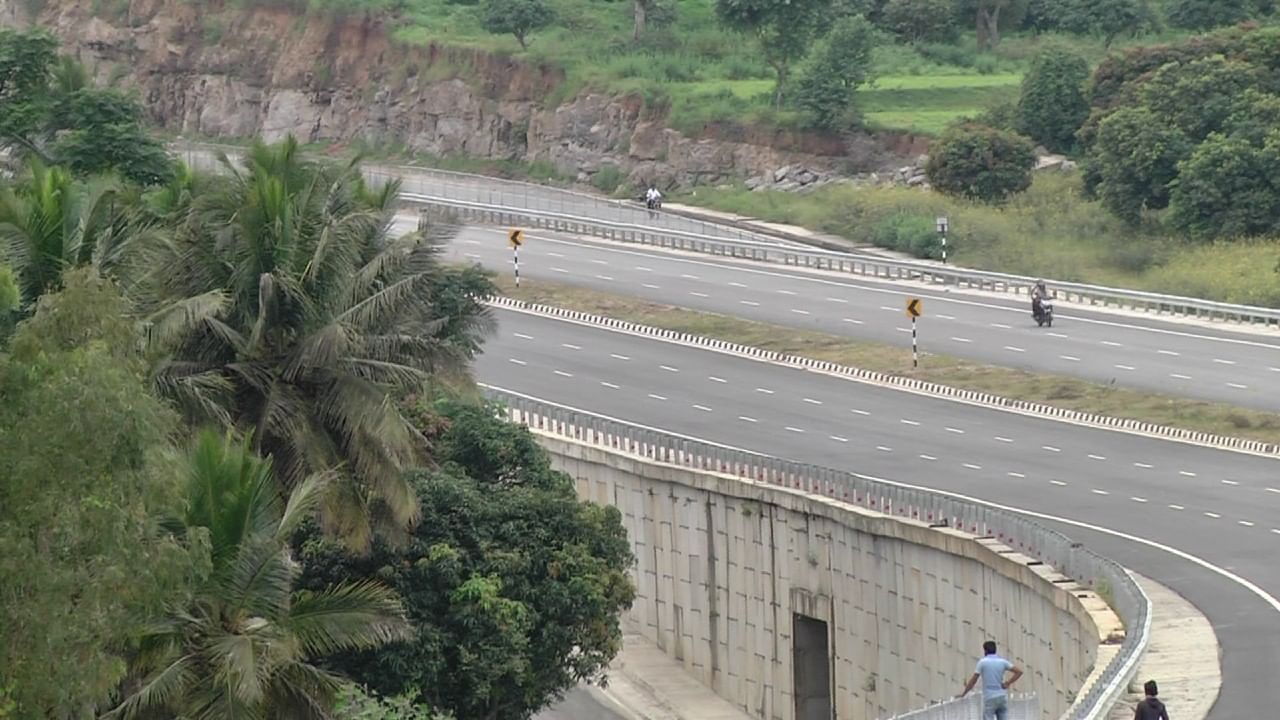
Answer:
[{"xmin": 679, "ymin": 174, "xmax": 1280, "ymax": 307}]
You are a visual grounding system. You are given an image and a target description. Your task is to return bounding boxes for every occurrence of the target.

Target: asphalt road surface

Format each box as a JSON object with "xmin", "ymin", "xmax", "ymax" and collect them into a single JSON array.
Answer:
[
  {"xmin": 477, "ymin": 308, "xmax": 1280, "ymax": 719},
  {"xmin": 533, "ymin": 687, "xmax": 626, "ymax": 720},
  {"xmin": 441, "ymin": 225, "xmax": 1280, "ymax": 412}
]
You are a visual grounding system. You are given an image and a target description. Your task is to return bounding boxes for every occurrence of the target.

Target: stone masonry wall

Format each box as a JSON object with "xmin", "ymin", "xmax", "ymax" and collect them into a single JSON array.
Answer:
[{"xmin": 535, "ymin": 433, "xmax": 1113, "ymax": 720}]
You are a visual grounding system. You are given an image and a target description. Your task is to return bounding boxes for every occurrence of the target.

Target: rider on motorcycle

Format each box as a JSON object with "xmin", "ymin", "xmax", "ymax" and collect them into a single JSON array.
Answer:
[
  {"xmin": 644, "ymin": 185, "xmax": 662, "ymax": 210},
  {"xmin": 1031, "ymin": 280, "xmax": 1049, "ymax": 320}
]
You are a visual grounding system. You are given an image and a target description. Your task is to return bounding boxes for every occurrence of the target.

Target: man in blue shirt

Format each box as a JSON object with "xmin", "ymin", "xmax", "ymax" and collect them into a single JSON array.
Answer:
[{"xmin": 959, "ymin": 641, "xmax": 1024, "ymax": 720}]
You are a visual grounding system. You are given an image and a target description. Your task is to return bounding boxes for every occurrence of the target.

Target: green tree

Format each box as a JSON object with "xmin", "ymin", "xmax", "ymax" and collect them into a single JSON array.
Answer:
[
  {"xmin": 297, "ymin": 397, "xmax": 635, "ymax": 720},
  {"xmin": 880, "ymin": 0, "xmax": 957, "ymax": 43},
  {"xmin": 1165, "ymin": 0, "xmax": 1253, "ymax": 30},
  {"xmin": 1043, "ymin": 0, "xmax": 1159, "ymax": 46},
  {"xmin": 925, "ymin": 124, "xmax": 1037, "ymax": 202},
  {"xmin": 0, "ymin": 161, "xmax": 146, "ymax": 305},
  {"xmin": 1222, "ymin": 88, "xmax": 1280, "ymax": 145},
  {"xmin": 0, "ymin": 264, "xmax": 17, "ymax": 342},
  {"xmin": 0, "ymin": 28, "xmax": 172, "ymax": 185},
  {"xmin": 1089, "ymin": 106, "xmax": 1191, "ymax": 222},
  {"xmin": 482, "ymin": 0, "xmax": 554, "ymax": 49},
  {"xmin": 1168, "ymin": 132, "xmax": 1280, "ymax": 239},
  {"xmin": 794, "ymin": 15, "xmax": 876, "ymax": 128},
  {"xmin": 715, "ymin": 0, "xmax": 831, "ymax": 108},
  {"xmin": 1017, "ymin": 47, "xmax": 1091, "ymax": 151},
  {"xmin": 1139, "ymin": 55, "xmax": 1261, "ymax": 141},
  {"xmin": 105, "ymin": 429, "xmax": 411, "ymax": 720},
  {"xmin": 137, "ymin": 137, "xmax": 496, "ymax": 549},
  {"xmin": 0, "ymin": 269, "xmax": 189, "ymax": 718}
]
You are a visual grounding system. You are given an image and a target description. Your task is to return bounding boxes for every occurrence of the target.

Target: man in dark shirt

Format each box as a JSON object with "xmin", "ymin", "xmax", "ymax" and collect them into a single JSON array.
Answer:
[{"xmin": 1135, "ymin": 680, "xmax": 1170, "ymax": 720}]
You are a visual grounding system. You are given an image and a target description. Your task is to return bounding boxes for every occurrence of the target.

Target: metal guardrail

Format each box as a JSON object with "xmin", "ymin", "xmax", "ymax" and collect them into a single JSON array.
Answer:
[
  {"xmin": 415, "ymin": 196, "xmax": 1280, "ymax": 328},
  {"xmin": 482, "ymin": 386, "xmax": 1151, "ymax": 720},
  {"xmin": 170, "ymin": 142, "xmax": 804, "ymax": 249},
  {"xmin": 172, "ymin": 142, "xmax": 1280, "ymax": 327},
  {"xmin": 886, "ymin": 692, "xmax": 1040, "ymax": 720}
]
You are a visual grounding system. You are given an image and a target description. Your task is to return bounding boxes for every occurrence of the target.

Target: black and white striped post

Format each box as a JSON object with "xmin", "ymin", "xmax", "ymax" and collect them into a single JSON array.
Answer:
[
  {"xmin": 936, "ymin": 215, "xmax": 949, "ymax": 265},
  {"xmin": 508, "ymin": 229, "xmax": 524, "ymax": 287},
  {"xmin": 906, "ymin": 297, "xmax": 922, "ymax": 369}
]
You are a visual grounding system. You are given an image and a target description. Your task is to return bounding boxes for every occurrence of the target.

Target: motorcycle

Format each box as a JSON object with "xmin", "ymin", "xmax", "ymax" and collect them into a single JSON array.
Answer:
[
  {"xmin": 645, "ymin": 196, "xmax": 662, "ymax": 211},
  {"xmin": 1033, "ymin": 298, "xmax": 1054, "ymax": 327}
]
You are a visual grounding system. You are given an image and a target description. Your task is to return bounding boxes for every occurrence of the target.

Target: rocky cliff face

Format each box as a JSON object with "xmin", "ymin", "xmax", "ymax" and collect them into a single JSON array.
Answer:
[{"xmin": 2, "ymin": 0, "xmax": 920, "ymax": 187}]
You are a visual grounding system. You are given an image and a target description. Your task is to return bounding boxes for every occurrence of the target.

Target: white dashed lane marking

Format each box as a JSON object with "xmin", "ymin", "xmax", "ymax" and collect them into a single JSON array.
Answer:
[
  {"xmin": 729, "ymin": 281, "xmax": 747, "ymax": 288},
  {"xmin": 1180, "ymin": 471, "xmax": 1197, "ymax": 477},
  {"xmin": 1092, "ymin": 489, "xmax": 1110, "ymax": 496},
  {"xmin": 1042, "ymin": 446, "xmax": 1061, "ymax": 453},
  {"xmin": 738, "ymin": 416, "xmax": 757, "ymax": 423},
  {"xmin": 1214, "ymin": 358, "xmax": 1237, "ymax": 365},
  {"xmin": 642, "ymin": 283, "xmax": 661, "ymax": 289},
  {"xmin": 1050, "ymin": 480, "xmax": 1067, "ymax": 486},
  {"xmin": 1158, "ymin": 349, "xmax": 1180, "ymax": 356},
  {"xmin": 554, "ymin": 267, "xmax": 570, "ymax": 273},
  {"xmin": 1046, "ymin": 332, "xmax": 1069, "ymax": 339},
  {"xmin": 660, "ymin": 365, "xmax": 680, "ymax": 372},
  {"xmin": 1169, "ymin": 504, "xmax": 1185, "ymax": 511},
  {"xmin": 851, "ymin": 409, "xmax": 871, "ymax": 416},
  {"xmin": 610, "ymin": 353, "xmax": 631, "ymax": 361},
  {"xmin": 880, "ymin": 305, "xmax": 896, "ymax": 311},
  {"xmin": 595, "ymin": 275, "xmax": 614, "ymax": 281},
  {"xmin": 1222, "ymin": 479, "xmax": 1239, "ymax": 486},
  {"xmin": 647, "ymin": 393, "xmax": 667, "ymax": 401},
  {"xmin": 464, "ymin": 253, "xmax": 480, "ymax": 259},
  {"xmin": 756, "ymin": 388, "xmax": 775, "ymax": 395},
  {"xmin": 680, "ymin": 274, "xmax": 699, "ymax": 280},
  {"xmin": 1007, "ymin": 472, "xmax": 1025, "ymax": 478},
  {"xmin": 693, "ymin": 404, "xmax": 712, "ymax": 412},
  {"xmin": 708, "ymin": 376, "xmax": 726, "ymax": 383},
  {"xmin": 600, "ymin": 381, "xmax": 620, "ymax": 389},
  {"xmin": 1061, "ymin": 355, "xmax": 1081, "ymax": 362},
  {"xmin": 1240, "ymin": 520, "xmax": 1255, "ymax": 527},
  {"xmin": 1101, "ymin": 340, "xmax": 1123, "ymax": 347},
  {"xmin": 843, "ymin": 318, "xmax": 864, "ymax": 325},
  {"xmin": 826, "ymin": 297, "xmax": 848, "ymax": 304},
  {"xmin": 803, "ymin": 398, "xmax": 823, "ymax": 405},
  {"xmin": 1088, "ymin": 454, "xmax": 1106, "ymax": 461},
  {"xmin": 786, "ymin": 427, "xmax": 806, "ymax": 434},
  {"xmin": 830, "ymin": 435, "xmax": 849, "ymax": 443},
  {"xmin": 1115, "ymin": 364, "xmax": 1136, "ymax": 371},
  {"xmin": 591, "ymin": 259, "xmax": 609, "ymax": 265},
  {"xmin": 740, "ymin": 300, "xmax": 760, "ymax": 306},
  {"xmin": 554, "ymin": 370, "xmax": 573, "ymax": 378},
  {"xmin": 561, "ymin": 343, "xmax": 581, "ymax": 350},
  {"xmin": 689, "ymin": 291, "xmax": 709, "ymax": 298},
  {"xmin": 901, "ymin": 419, "xmax": 920, "ymax": 426},
  {"xmin": 509, "ymin": 358, "xmax": 527, "ymax": 365},
  {"xmin": 1171, "ymin": 373, "xmax": 1192, "ymax": 380},
  {"xmin": 547, "ymin": 251, "xmax": 564, "ymax": 257},
  {"xmin": 792, "ymin": 309, "xmax": 811, "ymax": 315},
  {"xmin": 779, "ymin": 290, "xmax": 798, "ymax": 296},
  {"xmin": 635, "ymin": 265, "xmax": 652, "ymax": 272},
  {"xmin": 991, "ymin": 323, "xmax": 1012, "ymax": 329},
  {"xmin": 1134, "ymin": 462, "xmax": 1153, "ymax": 469},
  {"xmin": 1205, "ymin": 512, "xmax": 1221, "ymax": 519},
  {"xmin": 1228, "ymin": 383, "xmax": 1249, "ymax": 390},
  {"xmin": 877, "ymin": 446, "xmax": 894, "ymax": 452},
  {"xmin": 1131, "ymin": 497, "xmax": 1148, "ymax": 503},
  {"xmin": 920, "ymin": 454, "xmax": 937, "ymax": 461},
  {"xmin": 936, "ymin": 314, "xmax": 955, "ymax": 320},
  {"xmin": 995, "ymin": 436, "xmax": 1013, "ymax": 443},
  {"xmin": 514, "ymin": 333, "xmax": 534, "ymax": 340},
  {"xmin": 963, "ymin": 463, "xmax": 982, "ymax": 470},
  {"xmin": 1004, "ymin": 346, "xmax": 1026, "ymax": 353},
  {"xmin": 945, "ymin": 427, "xmax": 965, "ymax": 434},
  {"xmin": 952, "ymin": 337, "xmax": 973, "ymax": 343}
]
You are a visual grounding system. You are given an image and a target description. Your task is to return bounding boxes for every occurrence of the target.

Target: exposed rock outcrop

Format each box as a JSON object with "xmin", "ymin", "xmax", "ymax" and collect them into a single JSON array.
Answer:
[{"xmin": 1, "ymin": 0, "xmax": 916, "ymax": 188}]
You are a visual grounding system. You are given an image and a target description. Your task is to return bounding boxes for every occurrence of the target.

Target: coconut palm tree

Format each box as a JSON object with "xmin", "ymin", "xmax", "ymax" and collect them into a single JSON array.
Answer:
[
  {"xmin": 137, "ymin": 136, "xmax": 496, "ymax": 549},
  {"xmin": 0, "ymin": 160, "xmax": 150, "ymax": 306},
  {"xmin": 105, "ymin": 429, "xmax": 411, "ymax": 720}
]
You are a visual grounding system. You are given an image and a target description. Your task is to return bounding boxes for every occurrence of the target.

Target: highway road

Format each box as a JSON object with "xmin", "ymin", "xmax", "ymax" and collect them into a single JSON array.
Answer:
[
  {"xmin": 477, "ymin": 307, "xmax": 1280, "ymax": 719},
  {"xmin": 440, "ymin": 225, "xmax": 1280, "ymax": 412}
]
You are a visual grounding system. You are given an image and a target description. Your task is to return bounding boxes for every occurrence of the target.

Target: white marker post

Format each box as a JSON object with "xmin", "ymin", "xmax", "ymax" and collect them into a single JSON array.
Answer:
[
  {"xmin": 906, "ymin": 297, "xmax": 923, "ymax": 369},
  {"xmin": 936, "ymin": 215, "xmax": 949, "ymax": 265},
  {"xmin": 508, "ymin": 229, "xmax": 524, "ymax": 287}
]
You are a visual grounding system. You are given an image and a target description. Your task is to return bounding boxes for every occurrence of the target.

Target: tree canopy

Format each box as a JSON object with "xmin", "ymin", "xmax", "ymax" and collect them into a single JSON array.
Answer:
[{"xmin": 925, "ymin": 123, "xmax": 1037, "ymax": 202}]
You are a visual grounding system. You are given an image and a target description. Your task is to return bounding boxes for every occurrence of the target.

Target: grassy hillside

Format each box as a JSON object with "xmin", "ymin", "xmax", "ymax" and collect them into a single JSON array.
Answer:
[{"xmin": 377, "ymin": 0, "xmax": 1192, "ymax": 135}]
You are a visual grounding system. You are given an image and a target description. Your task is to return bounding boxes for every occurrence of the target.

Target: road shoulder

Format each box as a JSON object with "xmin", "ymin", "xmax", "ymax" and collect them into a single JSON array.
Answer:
[{"xmin": 1107, "ymin": 573, "xmax": 1222, "ymax": 720}]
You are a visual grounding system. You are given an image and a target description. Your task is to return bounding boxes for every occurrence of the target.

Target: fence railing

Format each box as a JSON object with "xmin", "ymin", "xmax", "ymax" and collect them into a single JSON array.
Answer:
[
  {"xmin": 886, "ymin": 692, "xmax": 1040, "ymax": 720},
  {"xmin": 480, "ymin": 385, "xmax": 1151, "ymax": 720},
  {"xmin": 171, "ymin": 142, "xmax": 804, "ymax": 249},
  {"xmin": 415, "ymin": 197, "xmax": 1280, "ymax": 328},
  {"xmin": 171, "ymin": 141, "xmax": 1280, "ymax": 327}
]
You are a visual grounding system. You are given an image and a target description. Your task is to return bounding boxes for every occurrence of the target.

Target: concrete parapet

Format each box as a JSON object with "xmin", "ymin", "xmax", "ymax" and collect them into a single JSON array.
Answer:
[{"xmin": 535, "ymin": 432, "xmax": 1119, "ymax": 720}]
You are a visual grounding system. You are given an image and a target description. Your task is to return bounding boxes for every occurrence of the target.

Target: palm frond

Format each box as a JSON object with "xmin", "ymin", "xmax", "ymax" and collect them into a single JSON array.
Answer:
[
  {"xmin": 102, "ymin": 652, "xmax": 197, "ymax": 720},
  {"xmin": 286, "ymin": 580, "xmax": 412, "ymax": 658},
  {"xmin": 276, "ymin": 469, "xmax": 335, "ymax": 542},
  {"xmin": 142, "ymin": 290, "xmax": 230, "ymax": 351}
]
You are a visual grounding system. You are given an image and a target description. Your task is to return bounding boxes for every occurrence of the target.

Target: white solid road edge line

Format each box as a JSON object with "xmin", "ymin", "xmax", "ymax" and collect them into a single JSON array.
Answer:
[{"xmin": 485, "ymin": 295, "xmax": 1280, "ymax": 460}]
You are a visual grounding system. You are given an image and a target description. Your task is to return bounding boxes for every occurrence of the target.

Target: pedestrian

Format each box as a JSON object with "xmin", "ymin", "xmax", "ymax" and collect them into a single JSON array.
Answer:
[
  {"xmin": 958, "ymin": 640, "xmax": 1024, "ymax": 720},
  {"xmin": 1134, "ymin": 680, "xmax": 1169, "ymax": 720}
]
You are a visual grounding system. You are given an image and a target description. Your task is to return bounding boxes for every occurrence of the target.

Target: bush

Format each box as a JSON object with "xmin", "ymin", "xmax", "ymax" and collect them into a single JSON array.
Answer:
[
  {"xmin": 925, "ymin": 124, "xmax": 1037, "ymax": 203},
  {"xmin": 591, "ymin": 164, "xmax": 626, "ymax": 193},
  {"xmin": 1017, "ymin": 47, "xmax": 1090, "ymax": 152}
]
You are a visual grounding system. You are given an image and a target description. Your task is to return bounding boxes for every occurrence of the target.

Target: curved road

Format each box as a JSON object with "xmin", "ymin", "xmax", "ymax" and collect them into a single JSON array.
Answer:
[
  {"xmin": 438, "ymin": 225, "xmax": 1280, "ymax": 412},
  {"xmin": 478, "ymin": 307, "xmax": 1280, "ymax": 719}
]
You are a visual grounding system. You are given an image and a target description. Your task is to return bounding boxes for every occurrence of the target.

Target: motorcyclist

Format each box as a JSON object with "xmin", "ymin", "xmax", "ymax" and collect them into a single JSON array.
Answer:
[
  {"xmin": 644, "ymin": 185, "xmax": 662, "ymax": 210},
  {"xmin": 1031, "ymin": 280, "xmax": 1049, "ymax": 321}
]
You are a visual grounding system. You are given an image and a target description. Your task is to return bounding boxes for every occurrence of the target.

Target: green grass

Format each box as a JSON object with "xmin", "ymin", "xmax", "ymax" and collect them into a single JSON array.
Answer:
[
  {"xmin": 352, "ymin": 0, "xmax": 1200, "ymax": 136},
  {"xmin": 677, "ymin": 173, "xmax": 1280, "ymax": 307},
  {"xmin": 490, "ymin": 275, "xmax": 1280, "ymax": 444}
]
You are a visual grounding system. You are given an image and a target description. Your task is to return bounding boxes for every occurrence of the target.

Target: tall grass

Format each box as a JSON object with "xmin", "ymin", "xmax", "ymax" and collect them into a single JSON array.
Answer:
[{"xmin": 681, "ymin": 174, "xmax": 1280, "ymax": 306}]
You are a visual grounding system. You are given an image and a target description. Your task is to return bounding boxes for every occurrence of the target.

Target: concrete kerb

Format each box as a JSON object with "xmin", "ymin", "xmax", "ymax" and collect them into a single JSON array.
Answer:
[{"xmin": 485, "ymin": 295, "xmax": 1280, "ymax": 459}]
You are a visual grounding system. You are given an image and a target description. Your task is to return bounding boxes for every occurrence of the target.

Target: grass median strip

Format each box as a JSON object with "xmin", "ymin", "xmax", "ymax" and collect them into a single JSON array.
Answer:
[{"xmin": 491, "ymin": 276, "xmax": 1280, "ymax": 447}]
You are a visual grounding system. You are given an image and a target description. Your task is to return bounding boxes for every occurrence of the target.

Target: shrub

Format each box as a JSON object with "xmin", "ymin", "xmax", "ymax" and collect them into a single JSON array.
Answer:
[
  {"xmin": 925, "ymin": 124, "xmax": 1037, "ymax": 203},
  {"xmin": 591, "ymin": 164, "xmax": 626, "ymax": 193},
  {"xmin": 1017, "ymin": 47, "xmax": 1090, "ymax": 152}
]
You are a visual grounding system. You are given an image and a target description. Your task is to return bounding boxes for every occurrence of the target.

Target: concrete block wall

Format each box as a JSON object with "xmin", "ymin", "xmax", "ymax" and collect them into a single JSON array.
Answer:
[{"xmin": 539, "ymin": 434, "xmax": 1115, "ymax": 720}]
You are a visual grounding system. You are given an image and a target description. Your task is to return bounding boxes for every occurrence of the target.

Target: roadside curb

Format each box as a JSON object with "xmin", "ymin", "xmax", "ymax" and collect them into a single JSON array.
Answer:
[{"xmin": 486, "ymin": 295, "xmax": 1280, "ymax": 458}]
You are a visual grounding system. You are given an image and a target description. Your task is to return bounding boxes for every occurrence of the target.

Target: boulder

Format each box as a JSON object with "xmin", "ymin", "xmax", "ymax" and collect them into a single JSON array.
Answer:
[{"xmin": 773, "ymin": 165, "xmax": 793, "ymax": 182}]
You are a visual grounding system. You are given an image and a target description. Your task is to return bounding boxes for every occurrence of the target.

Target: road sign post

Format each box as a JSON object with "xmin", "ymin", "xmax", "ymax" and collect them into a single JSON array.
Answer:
[
  {"xmin": 906, "ymin": 297, "xmax": 923, "ymax": 368},
  {"xmin": 936, "ymin": 216, "xmax": 949, "ymax": 265},
  {"xmin": 508, "ymin": 229, "xmax": 524, "ymax": 287}
]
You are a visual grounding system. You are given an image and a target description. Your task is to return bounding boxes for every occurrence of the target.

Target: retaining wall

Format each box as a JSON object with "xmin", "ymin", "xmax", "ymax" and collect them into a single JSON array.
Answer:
[{"xmin": 535, "ymin": 433, "xmax": 1119, "ymax": 720}]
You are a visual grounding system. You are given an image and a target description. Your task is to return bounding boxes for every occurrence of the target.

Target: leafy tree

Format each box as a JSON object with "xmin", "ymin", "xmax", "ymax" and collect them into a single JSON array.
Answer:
[
  {"xmin": 1089, "ymin": 106, "xmax": 1191, "ymax": 222},
  {"xmin": 0, "ymin": 28, "xmax": 171, "ymax": 185},
  {"xmin": 794, "ymin": 15, "xmax": 876, "ymax": 128},
  {"xmin": 0, "ymin": 161, "xmax": 146, "ymax": 305},
  {"xmin": 953, "ymin": 0, "xmax": 1030, "ymax": 49},
  {"xmin": 0, "ymin": 264, "xmax": 17, "ymax": 342},
  {"xmin": 136, "ymin": 137, "xmax": 497, "ymax": 550},
  {"xmin": 1139, "ymin": 55, "xmax": 1261, "ymax": 141},
  {"xmin": 715, "ymin": 0, "xmax": 831, "ymax": 108},
  {"xmin": 1017, "ymin": 47, "xmax": 1090, "ymax": 152},
  {"xmin": 880, "ymin": 0, "xmax": 957, "ymax": 43},
  {"xmin": 105, "ymin": 429, "xmax": 412, "ymax": 720},
  {"xmin": 630, "ymin": 0, "xmax": 677, "ymax": 39},
  {"xmin": 482, "ymin": 0, "xmax": 554, "ymax": 49},
  {"xmin": 0, "ymin": 269, "xmax": 189, "ymax": 718},
  {"xmin": 1166, "ymin": 0, "xmax": 1254, "ymax": 30},
  {"xmin": 1168, "ymin": 132, "xmax": 1280, "ymax": 239},
  {"xmin": 1222, "ymin": 88, "xmax": 1280, "ymax": 145},
  {"xmin": 297, "ymin": 397, "xmax": 635, "ymax": 720},
  {"xmin": 1037, "ymin": 0, "xmax": 1159, "ymax": 46},
  {"xmin": 925, "ymin": 124, "xmax": 1037, "ymax": 202}
]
